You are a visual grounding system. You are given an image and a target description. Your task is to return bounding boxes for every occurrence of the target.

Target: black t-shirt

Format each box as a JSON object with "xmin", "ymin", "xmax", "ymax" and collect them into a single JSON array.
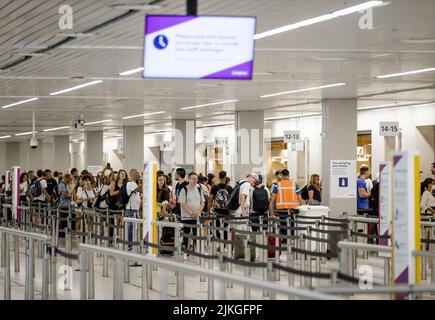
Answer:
[
  {"xmin": 210, "ymin": 183, "xmax": 233, "ymax": 214},
  {"xmin": 46, "ymin": 178, "xmax": 57, "ymax": 197},
  {"xmin": 307, "ymin": 184, "xmax": 321, "ymax": 203},
  {"xmin": 174, "ymin": 181, "xmax": 189, "ymax": 215}
]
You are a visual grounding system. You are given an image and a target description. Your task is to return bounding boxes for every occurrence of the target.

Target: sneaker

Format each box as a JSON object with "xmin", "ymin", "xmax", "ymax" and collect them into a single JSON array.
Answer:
[
  {"xmin": 183, "ymin": 253, "xmax": 188, "ymax": 261},
  {"xmin": 279, "ymin": 254, "xmax": 287, "ymax": 262}
]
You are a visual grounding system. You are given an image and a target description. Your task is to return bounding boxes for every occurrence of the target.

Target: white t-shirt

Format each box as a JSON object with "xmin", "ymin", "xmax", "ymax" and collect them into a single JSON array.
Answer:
[
  {"xmin": 34, "ymin": 179, "xmax": 47, "ymax": 201},
  {"xmin": 126, "ymin": 181, "xmax": 141, "ymax": 210},
  {"xmin": 80, "ymin": 188, "xmax": 96, "ymax": 208},
  {"xmin": 365, "ymin": 179, "xmax": 373, "ymax": 193},
  {"xmin": 235, "ymin": 180, "xmax": 252, "ymax": 216},
  {"xmin": 20, "ymin": 181, "xmax": 28, "ymax": 196},
  {"xmin": 98, "ymin": 185, "xmax": 110, "ymax": 209},
  {"xmin": 421, "ymin": 190, "xmax": 435, "ymax": 213}
]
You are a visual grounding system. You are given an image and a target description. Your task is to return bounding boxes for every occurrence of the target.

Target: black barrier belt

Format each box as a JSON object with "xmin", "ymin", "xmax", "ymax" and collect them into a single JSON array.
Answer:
[
  {"xmin": 325, "ymin": 217, "xmax": 349, "ymax": 223},
  {"xmin": 70, "ymin": 230, "xmax": 89, "ymax": 237},
  {"xmin": 267, "ymin": 232, "xmax": 299, "ymax": 241},
  {"xmin": 206, "ymin": 225, "xmax": 227, "ymax": 232},
  {"xmin": 351, "ymin": 231, "xmax": 390, "ymax": 240},
  {"xmin": 276, "ymin": 225, "xmax": 306, "ymax": 231},
  {"xmin": 32, "ymin": 224, "xmax": 48, "ymax": 230},
  {"xmin": 221, "ymin": 215, "xmax": 252, "ymax": 221},
  {"xmin": 304, "ymin": 235, "xmax": 331, "ymax": 244},
  {"xmin": 180, "ymin": 222, "xmax": 200, "ymax": 228},
  {"xmin": 52, "ymin": 247, "xmax": 80, "ymax": 260},
  {"xmin": 107, "ymin": 224, "xmax": 124, "ymax": 229},
  {"xmin": 143, "ymin": 240, "xmax": 175, "ymax": 252},
  {"xmin": 181, "ymin": 232, "xmax": 208, "ymax": 241},
  {"xmin": 272, "ymin": 263, "xmax": 331, "ymax": 279},
  {"xmin": 247, "ymin": 240, "xmax": 287, "ymax": 252},
  {"xmin": 225, "ymin": 220, "xmax": 249, "ymax": 225},
  {"xmin": 291, "ymin": 246, "xmax": 338, "ymax": 258},
  {"xmin": 421, "ymin": 238, "xmax": 435, "ymax": 244},
  {"xmin": 92, "ymin": 234, "xmax": 112, "ymax": 242},
  {"xmin": 222, "ymin": 255, "xmax": 268, "ymax": 268},
  {"xmin": 182, "ymin": 248, "xmax": 218, "ymax": 260},
  {"xmin": 294, "ymin": 215, "xmax": 323, "ymax": 220},
  {"xmin": 89, "ymin": 221, "xmax": 105, "ymax": 226},
  {"xmin": 311, "ymin": 228, "xmax": 348, "ymax": 234},
  {"xmin": 115, "ymin": 238, "xmax": 143, "ymax": 246},
  {"xmin": 250, "ymin": 222, "xmax": 275, "ymax": 228},
  {"xmin": 318, "ymin": 222, "xmax": 348, "ymax": 228},
  {"xmin": 211, "ymin": 236, "xmax": 244, "ymax": 245},
  {"xmin": 232, "ymin": 228, "xmax": 263, "ymax": 236},
  {"xmin": 336, "ymin": 272, "xmax": 362, "ymax": 285},
  {"xmin": 289, "ymin": 219, "xmax": 317, "ymax": 225}
]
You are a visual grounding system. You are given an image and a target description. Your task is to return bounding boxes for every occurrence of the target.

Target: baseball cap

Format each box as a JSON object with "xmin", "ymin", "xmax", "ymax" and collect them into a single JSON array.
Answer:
[{"xmin": 248, "ymin": 172, "xmax": 262, "ymax": 185}]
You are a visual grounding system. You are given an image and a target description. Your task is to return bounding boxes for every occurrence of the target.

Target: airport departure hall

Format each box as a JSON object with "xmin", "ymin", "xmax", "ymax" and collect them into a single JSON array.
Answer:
[{"xmin": 0, "ymin": 0, "xmax": 435, "ymax": 309}]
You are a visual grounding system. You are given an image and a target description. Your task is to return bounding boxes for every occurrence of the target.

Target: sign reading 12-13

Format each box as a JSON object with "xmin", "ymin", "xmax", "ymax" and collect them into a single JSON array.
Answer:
[
  {"xmin": 283, "ymin": 131, "xmax": 301, "ymax": 143},
  {"xmin": 379, "ymin": 121, "xmax": 399, "ymax": 136},
  {"xmin": 143, "ymin": 15, "xmax": 256, "ymax": 79}
]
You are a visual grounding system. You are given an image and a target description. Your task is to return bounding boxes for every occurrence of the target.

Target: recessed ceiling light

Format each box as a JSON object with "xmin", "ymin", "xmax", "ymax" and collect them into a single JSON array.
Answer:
[
  {"xmin": 122, "ymin": 111, "xmax": 166, "ymax": 120},
  {"xmin": 254, "ymin": 1, "xmax": 384, "ymax": 40},
  {"xmin": 180, "ymin": 100, "xmax": 239, "ymax": 110},
  {"xmin": 260, "ymin": 83, "xmax": 346, "ymax": 98},
  {"xmin": 49, "ymin": 80, "xmax": 103, "ymax": 96},
  {"xmin": 118, "ymin": 67, "xmax": 144, "ymax": 76},
  {"xmin": 15, "ymin": 131, "xmax": 36, "ymax": 136},
  {"xmin": 43, "ymin": 126, "xmax": 70, "ymax": 132},
  {"xmin": 376, "ymin": 67, "xmax": 435, "ymax": 79},
  {"xmin": 1, "ymin": 97, "xmax": 39, "ymax": 109},
  {"xmin": 0, "ymin": 135, "xmax": 11, "ymax": 139}
]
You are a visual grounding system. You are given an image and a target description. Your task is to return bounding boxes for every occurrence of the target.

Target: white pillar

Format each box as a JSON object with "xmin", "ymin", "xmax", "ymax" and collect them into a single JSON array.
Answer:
[
  {"xmin": 123, "ymin": 126, "xmax": 144, "ymax": 171},
  {"xmin": 171, "ymin": 119, "xmax": 196, "ymax": 171},
  {"xmin": 0, "ymin": 143, "xmax": 6, "ymax": 174},
  {"xmin": 85, "ymin": 131, "xmax": 104, "ymax": 169},
  {"xmin": 54, "ymin": 136, "xmax": 71, "ymax": 172},
  {"xmin": 232, "ymin": 111, "xmax": 265, "ymax": 182},
  {"xmin": 321, "ymin": 99, "xmax": 357, "ymax": 217}
]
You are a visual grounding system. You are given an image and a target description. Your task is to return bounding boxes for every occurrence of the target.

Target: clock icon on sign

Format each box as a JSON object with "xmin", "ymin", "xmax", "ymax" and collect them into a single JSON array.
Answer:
[{"xmin": 154, "ymin": 35, "xmax": 169, "ymax": 49}]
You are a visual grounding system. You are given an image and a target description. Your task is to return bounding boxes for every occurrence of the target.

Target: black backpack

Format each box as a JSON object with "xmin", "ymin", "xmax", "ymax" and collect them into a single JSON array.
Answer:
[
  {"xmin": 225, "ymin": 181, "xmax": 247, "ymax": 211},
  {"xmin": 252, "ymin": 186, "xmax": 269, "ymax": 213},
  {"xmin": 30, "ymin": 179, "xmax": 42, "ymax": 199},
  {"xmin": 116, "ymin": 183, "xmax": 133, "ymax": 209},
  {"xmin": 159, "ymin": 226, "xmax": 175, "ymax": 254},
  {"xmin": 300, "ymin": 184, "xmax": 309, "ymax": 201}
]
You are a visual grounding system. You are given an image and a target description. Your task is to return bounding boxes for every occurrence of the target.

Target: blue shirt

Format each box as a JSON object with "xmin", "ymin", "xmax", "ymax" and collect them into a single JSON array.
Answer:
[
  {"xmin": 357, "ymin": 178, "xmax": 369, "ymax": 209},
  {"xmin": 58, "ymin": 181, "xmax": 72, "ymax": 208}
]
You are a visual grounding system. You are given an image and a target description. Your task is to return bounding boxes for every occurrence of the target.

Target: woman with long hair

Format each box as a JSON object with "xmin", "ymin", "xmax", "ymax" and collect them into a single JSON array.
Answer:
[
  {"xmin": 308, "ymin": 174, "xmax": 321, "ymax": 205},
  {"xmin": 421, "ymin": 178, "xmax": 435, "ymax": 214},
  {"xmin": 19, "ymin": 172, "xmax": 29, "ymax": 205},
  {"xmin": 108, "ymin": 169, "xmax": 128, "ymax": 210},
  {"xmin": 207, "ymin": 173, "xmax": 215, "ymax": 194}
]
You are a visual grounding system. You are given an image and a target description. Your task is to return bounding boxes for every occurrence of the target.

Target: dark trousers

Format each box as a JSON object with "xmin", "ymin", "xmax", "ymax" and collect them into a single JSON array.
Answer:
[
  {"xmin": 250, "ymin": 212, "xmax": 267, "ymax": 232},
  {"xmin": 182, "ymin": 219, "xmax": 197, "ymax": 249},
  {"xmin": 277, "ymin": 210, "xmax": 293, "ymax": 244},
  {"xmin": 215, "ymin": 210, "xmax": 230, "ymax": 240}
]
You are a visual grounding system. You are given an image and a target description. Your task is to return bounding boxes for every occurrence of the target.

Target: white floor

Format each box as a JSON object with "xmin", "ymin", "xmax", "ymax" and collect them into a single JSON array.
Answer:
[{"xmin": 1, "ymin": 238, "xmax": 434, "ymax": 300}]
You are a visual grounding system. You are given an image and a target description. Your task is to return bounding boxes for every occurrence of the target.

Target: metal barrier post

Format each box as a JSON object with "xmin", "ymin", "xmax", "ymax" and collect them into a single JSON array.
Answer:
[
  {"xmin": 65, "ymin": 227, "xmax": 71, "ymax": 267},
  {"xmin": 321, "ymin": 216, "xmax": 326, "ymax": 264},
  {"xmin": 226, "ymin": 224, "xmax": 233, "ymax": 289},
  {"xmin": 176, "ymin": 225, "xmax": 184, "ymax": 299},
  {"xmin": 80, "ymin": 252, "xmax": 87, "ymax": 300},
  {"xmin": 384, "ymin": 256, "xmax": 390, "ymax": 286},
  {"xmin": 218, "ymin": 254, "xmax": 225, "ymax": 300},
  {"xmin": 27, "ymin": 238, "xmax": 34, "ymax": 300},
  {"xmin": 42, "ymin": 242, "xmax": 49, "ymax": 300},
  {"xmin": 160, "ymin": 266, "xmax": 168, "ymax": 300},
  {"xmin": 113, "ymin": 257, "xmax": 122, "ymax": 300},
  {"xmin": 208, "ymin": 234, "xmax": 214, "ymax": 300},
  {"xmin": 299, "ymin": 233, "xmax": 304, "ymax": 287},
  {"xmin": 262, "ymin": 229, "xmax": 269, "ymax": 297},
  {"xmin": 88, "ymin": 251, "xmax": 95, "ymax": 299},
  {"xmin": 1, "ymin": 232, "xmax": 6, "ymax": 267},
  {"xmin": 307, "ymin": 226, "xmax": 312, "ymax": 288},
  {"xmin": 141, "ymin": 263, "xmax": 149, "ymax": 300},
  {"xmin": 267, "ymin": 260, "xmax": 276, "ymax": 299},
  {"xmin": 315, "ymin": 221, "xmax": 321, "ymax": 274},
  {"xmin": 274, "ymin": 223, "xmax": 280, "ymax": 282},
  {"xmin": 4, "ymin": 233, "xmax": 10, "ymax": 299},
  {"xmin": 287, "ymin": 246, "xmax": 294, "ymax": 300},
  {"xmin": 124, "ymin": 256, "xmax": 130, "ymax": 283},
  {"xmin": 14, "ymin": 235, "xmax": 20, "ymax": 273},
  {"xmin": 244, "ymin": 239, "xmax": 251, "ymax": 300},
  {"xmin": 339, "ymin": 246, "xmax": 349, "ymax": 276},
  {"xmin": 103, "ymin": 222, "xmax": 108, "ymax": 277},
  {"xmin": 51, "ymin": 246, "xmax": 57, "ymax": 300}
]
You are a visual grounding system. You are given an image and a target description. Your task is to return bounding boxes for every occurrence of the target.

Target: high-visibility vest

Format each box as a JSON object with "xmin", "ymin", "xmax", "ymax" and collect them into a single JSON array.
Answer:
[{"xmin": 276, "ymin": 180, "xmax": 299, "ymax": 210}]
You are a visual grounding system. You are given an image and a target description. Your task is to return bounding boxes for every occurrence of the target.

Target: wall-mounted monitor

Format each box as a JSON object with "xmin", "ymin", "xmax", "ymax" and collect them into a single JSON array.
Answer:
[{"xmin": 143, "ymin": 15, "xmax": 256, "ymax": 80}]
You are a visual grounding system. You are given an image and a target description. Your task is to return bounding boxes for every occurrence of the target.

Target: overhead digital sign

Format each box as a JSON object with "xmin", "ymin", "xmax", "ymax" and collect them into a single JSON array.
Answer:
[{"xmin": 143, "ymin": 15, "xmax": 256, "ymax": 80}]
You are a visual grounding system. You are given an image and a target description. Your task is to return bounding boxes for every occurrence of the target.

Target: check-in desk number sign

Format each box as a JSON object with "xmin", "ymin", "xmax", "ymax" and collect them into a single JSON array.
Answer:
[
  {"xmin": 379, "ymin": 122, "xmax": 399, "ymax": 136},
  {"xmin": 284, "ymin": 131, "xmax": 301, "ymax": 143}
]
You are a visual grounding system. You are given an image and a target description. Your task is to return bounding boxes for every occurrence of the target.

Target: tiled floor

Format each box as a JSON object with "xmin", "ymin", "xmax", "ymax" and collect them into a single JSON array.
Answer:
[{"xmin": 1, "ymin": 238, "xmax": 434, "ymax": 300}]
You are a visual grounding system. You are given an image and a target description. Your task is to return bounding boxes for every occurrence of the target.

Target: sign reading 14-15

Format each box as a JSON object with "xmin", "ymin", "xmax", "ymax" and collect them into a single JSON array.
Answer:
[
  {"xmin": 379, "ymin": 122, "xmax": 399, "ymax": 136},
  {"xmin": 283, "ymin": 131, "xmax": 301, "ymax": 143}
]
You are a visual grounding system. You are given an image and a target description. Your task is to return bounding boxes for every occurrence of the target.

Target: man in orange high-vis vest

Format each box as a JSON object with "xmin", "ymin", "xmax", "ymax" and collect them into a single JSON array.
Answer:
[{"xmin": 269, "ymin": 169, "xmax": 302, "ymax": 262}]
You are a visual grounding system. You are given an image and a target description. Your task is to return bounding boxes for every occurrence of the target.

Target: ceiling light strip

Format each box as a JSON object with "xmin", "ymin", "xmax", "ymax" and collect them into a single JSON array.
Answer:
[
  {"xmin": 122, "ymin": 111, "xmax": 166, "ymax": 120},
  {"xmin": 254, "ymin": 1, "xmax": 384, "ymax": 40},
  {"xmin": 1, "ymin": 97, "xmax": 39, "ymax": 109},
  {"xmin": 43, "ymin": 126, "xmax": 70, "ymax": 132},
  {"xmin": 180, "ymin": 99, "xmax": 239, "ymax": 110},
  {"xmin": 49, "ymin": 80, "xmax": 103, "ymax": 96},
  {"xmin": 15, "ymin": 131, "xmax": 36, "ymax": 136},
  {"xmin": 260, "ymin": 83, "xmax": 346, "ymax": 98},
  {"xmin": 0, "ymin": 135, "xmax": 11, "ymax": 139},
  {"xmin": 376, "ymin": 67, "xmax": 435, "ymax": 79},
  {"xmin": 85, "ymin": 119, "xmax": 112, "ymax": 126}
]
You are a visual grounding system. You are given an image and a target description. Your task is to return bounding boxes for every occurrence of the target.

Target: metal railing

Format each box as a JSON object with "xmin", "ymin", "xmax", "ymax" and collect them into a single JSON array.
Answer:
[
  {"xmin": 0, "ymin": 226, "xmax": 51, "ymax": 300},
  {"xmin": 78, "ymin": 242, "xmax": 342, "ymax": 300}
]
